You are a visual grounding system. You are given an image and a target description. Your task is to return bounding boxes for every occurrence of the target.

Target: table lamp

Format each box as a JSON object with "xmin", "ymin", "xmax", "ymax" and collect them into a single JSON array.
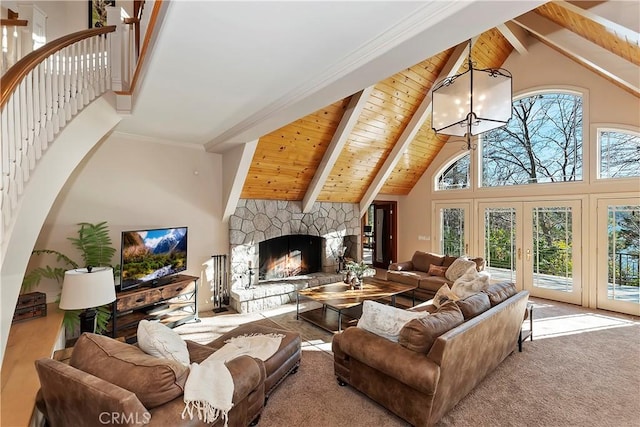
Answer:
[{"xmin": 59, "ymin": 266, "xmax": 117, "ymax": 334}]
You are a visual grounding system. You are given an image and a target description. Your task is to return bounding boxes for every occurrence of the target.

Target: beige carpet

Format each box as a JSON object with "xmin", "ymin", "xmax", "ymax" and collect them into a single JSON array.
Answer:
[{"xmin": 175, "ymin": 299, "xmax": 640, "ymax": 427}]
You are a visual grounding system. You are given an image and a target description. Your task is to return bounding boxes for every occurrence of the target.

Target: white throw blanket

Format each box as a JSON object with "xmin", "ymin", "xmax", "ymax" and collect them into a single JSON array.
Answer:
[
  {"xmin": 182, "ymin": 333, "xmax": 284, "ymax": 426},
  {"xmin": 451, "ymin": 266, "xmax": 491, "ymax": 298}
]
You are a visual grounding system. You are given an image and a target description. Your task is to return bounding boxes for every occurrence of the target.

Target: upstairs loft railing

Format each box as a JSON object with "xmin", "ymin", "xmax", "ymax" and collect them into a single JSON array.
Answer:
[{"xmin": 0, "ymin": 25, "xmax": 115, "ymax": 254}]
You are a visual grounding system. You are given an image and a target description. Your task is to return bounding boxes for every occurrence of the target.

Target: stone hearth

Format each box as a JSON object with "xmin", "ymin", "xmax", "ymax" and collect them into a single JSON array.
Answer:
[
  {"xmin": 228, "ymin": 199, "xmax": 361, "ymax": 313},
  {"xmin": 230, "ymin": 272, "xmax": 344, "ymax": 313}
]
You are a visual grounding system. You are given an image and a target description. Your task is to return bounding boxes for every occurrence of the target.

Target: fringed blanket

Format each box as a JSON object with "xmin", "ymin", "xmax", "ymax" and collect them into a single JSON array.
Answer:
[{"xmin": 182, "ymin": 333, "xmax": 284, "ymax": 427}]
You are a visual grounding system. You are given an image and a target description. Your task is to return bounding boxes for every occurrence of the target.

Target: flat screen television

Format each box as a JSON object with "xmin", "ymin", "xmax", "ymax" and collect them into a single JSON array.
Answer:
[{"xmin": 120, "ymin": 226, "xmax": 188, "ymax": 291}]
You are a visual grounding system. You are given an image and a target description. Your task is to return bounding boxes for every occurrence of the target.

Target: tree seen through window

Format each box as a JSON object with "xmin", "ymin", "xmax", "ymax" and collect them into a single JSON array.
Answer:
[{"xmin": 482, "ymin": 92, "xmax": 583, "ymax": 187}]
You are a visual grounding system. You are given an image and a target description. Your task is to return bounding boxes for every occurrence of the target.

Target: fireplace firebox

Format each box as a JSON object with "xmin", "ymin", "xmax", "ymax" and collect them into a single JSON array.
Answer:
[{"xmin": 259, "ymin": 235, "xmax": 323, "ymax": 280}]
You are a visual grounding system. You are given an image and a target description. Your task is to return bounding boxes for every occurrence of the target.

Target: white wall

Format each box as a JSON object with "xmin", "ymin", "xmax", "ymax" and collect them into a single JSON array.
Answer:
[
  {"xmin": 30, "ymin": 133, "xmax": 228, "ymax": 312},
  {"xmin": 396, "ymin": 40, "xmax": 639, "ymax": 304}
]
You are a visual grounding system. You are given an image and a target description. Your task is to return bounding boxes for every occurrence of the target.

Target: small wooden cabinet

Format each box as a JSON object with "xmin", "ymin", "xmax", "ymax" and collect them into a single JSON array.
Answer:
[{"xmin": 109, "ymin": 274, "xmax": 199, "ymax": 342}]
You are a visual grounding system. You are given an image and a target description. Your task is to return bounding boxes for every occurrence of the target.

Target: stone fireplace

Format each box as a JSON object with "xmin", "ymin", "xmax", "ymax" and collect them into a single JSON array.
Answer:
[{"xmin": 228, "ymin": 199, "xmax": 361, "ymax": 312}]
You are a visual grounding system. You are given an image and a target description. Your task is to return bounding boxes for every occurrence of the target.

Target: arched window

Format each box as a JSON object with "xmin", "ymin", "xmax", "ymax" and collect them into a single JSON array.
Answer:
[
  {"xmin": 598, "ymin": 129, "xmax": 640, "ymax": 179},
  {"xmin": 481, "ymin": 92, "xmax": 583, "ymax": 187},
  {"xmin": 436, "ymin": 153, "xmax": 470, "ymax": 190}
]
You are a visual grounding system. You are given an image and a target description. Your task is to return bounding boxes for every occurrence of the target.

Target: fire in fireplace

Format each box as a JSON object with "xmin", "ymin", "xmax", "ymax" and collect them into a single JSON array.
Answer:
[{"xmin": 259, "ymin": 235, "xmax": 323, "ymax": 280}]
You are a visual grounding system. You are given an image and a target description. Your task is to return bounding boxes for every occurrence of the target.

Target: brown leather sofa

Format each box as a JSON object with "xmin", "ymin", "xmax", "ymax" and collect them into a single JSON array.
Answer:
[
  {"xmin": 387, "ymin": 251, "xmax": 485, "ymax": 300},
  {"xmin": 36, "ymin": 324, "xmax": 301, "ymax": 427},
  {"xmin": 333, "ymin": 282, "xmax": 529, "ymax": 427}
]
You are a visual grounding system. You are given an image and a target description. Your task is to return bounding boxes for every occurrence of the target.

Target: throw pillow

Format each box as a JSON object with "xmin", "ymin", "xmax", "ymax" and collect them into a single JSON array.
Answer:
[
  {"xmin": 70, "ymin": 333, "xmax": 188, "ymax": 409},
  {"xmin": 482, "ymin": 281, "xmax": 517, "ymax": 306},
  {"xmin": 398, "ymin": 302, "xmax": 464, "ymax": 353},
  {"xmin": 357, "ymin": 300, "xmax": 429, "ymax": 342},
  {"xmin": 451, "ymin": 267, "xmax": 490, "ymax": 299},
  {"xmin": 412, "ymin": 251, "xmax": 444, "ymax": 273},
  {"xmin": 137, "ymin": 319, "xmax": 190, "ymax": 366},
  {"xmin": 428, "ymin": 264, "xmax": 447, "ymax": 277},
  {"xmin": 445, "ymin": 257, "xmax": 477, "ymax": 282},
  {"xmin": 432, "ymin": 284, "xmax": 459, "ymax": 309},
  {"xmin": 455, "ymin": 292, "xmax": 491, "ymax": 320}
]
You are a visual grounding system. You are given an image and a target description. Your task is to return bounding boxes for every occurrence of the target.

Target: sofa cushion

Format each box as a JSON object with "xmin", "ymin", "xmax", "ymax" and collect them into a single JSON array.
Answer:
[
  {"xmin": 428, "ymin": 264, "xmax": 447, "ymax": 277},
  {"xmin": 483, "ymin": 281, "xmax": 517, "ymax": 306},
  {"xmin": 137, "ymin": 320, "xmax": 190, "ymax": 366},
  {"xmin": 455, "ymin": 292, "xmax": 491, "ymax": 319},
  {"xmin": 411, "ymin": 251, "xmax": 444, "ymax": 273},
  {"xmin": 70, "ymin": 333, "xmax": 188, "ymax": 409},
  {"xmin": 442, "ymin": 255, "xmax": 458, "ymax": 268},
  {"xmin": 445, "ymin": 258, "xmax": 477, "ymax": 282},
  {"xmin": 387, "ymin": 270, "xmax": 428, "ymax": 287},
  {"xmin": 417, "ymin": 275, "xmax": 452, "ymax": 293},
  {"xmin": 357, "ymin": 300, "xmax": 429, "ymax": 342},
  {"xmin": 398, "ymin": 302, "xmax": 464, "ymax": 353},
  {"xmin": 432, "ymin": 284, "xmax": 459, "ymax": 308}
]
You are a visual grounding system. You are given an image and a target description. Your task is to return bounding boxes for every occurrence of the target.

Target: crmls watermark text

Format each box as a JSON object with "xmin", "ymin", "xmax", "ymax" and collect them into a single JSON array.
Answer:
[{"xmin": 99, "ymin": 412, "xmax": 151, "ymax": 424}]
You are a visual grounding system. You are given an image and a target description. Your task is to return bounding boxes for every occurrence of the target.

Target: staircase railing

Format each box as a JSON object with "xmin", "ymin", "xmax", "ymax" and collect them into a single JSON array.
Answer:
[
  {"xmin": 0, "ymin": 0, "xmax": 164, "ymax": 262},
  {"xmin": 0, "ymin": 25, "xmax": 115, "ymax": 258}
]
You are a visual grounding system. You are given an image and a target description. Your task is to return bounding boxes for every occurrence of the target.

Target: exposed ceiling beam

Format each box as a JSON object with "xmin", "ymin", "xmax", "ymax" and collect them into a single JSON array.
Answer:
[
  {"xmin": 302, "ymin": 87, "xmax": 373, "ymax": 213},
  {"xmin": 222, "ymin": 140, "xmax": 258, "ymax": 221},
  {"xmin": 564, "ymin": 1, "xmax": 640, "ymax": 45},
  {"xmin": 358, "ymin": 41, "xmax": 471, "ymax": 217},
  {"xmin": 514, "ymin": 11, "xmax": 640, "ymax": 96},
  {"xmin": 498, "ymin": 21, "xmax": 530, "ymax": 55}
]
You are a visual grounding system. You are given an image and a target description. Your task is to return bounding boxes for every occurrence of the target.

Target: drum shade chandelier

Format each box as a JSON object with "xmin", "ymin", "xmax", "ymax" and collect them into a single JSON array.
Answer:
[{"xmin": 431, "ymin": 40, "xmax": 512, "ymax": 150}]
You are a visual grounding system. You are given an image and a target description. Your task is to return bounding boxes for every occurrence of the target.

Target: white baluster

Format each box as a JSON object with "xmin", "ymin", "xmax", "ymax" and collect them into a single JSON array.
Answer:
[
  {"xmin": 52, "ymin": 51, "xmax": 61, "ymax": 132},
  {"xmin": 1, "ymin": 105, "xmax": 10, "ymax": 190},
  {"xmin": 58, "ymin": 48, "xmax": 67, "ymax": 127},
  {"xmin": 70, "ymin": 43, "xmax": 78, "ymax": 116},
  {"xmin": 38, "ymin": 62, "xmax": 48, "ymax": 152},
  {"xmin": 45, "ymin": 56, "xmax": 54, "ymax": 142},
  {"xmin": 63, "ymin": 45, "xmax": 72, "ymax": 121},
  {"xmin": 83, "ymin": 39, "xmax": 90, "ymax": 106},
  {"xmin": 87, "ymin": 38, "xmax": 95, "ymax": 101},
  {"xmin": 32, "ymin": 64, "xmax": 42, "ymax": 160},
  {"xmin": 98, "ymin": 36, "xmax": 105, "ymax": 93}
]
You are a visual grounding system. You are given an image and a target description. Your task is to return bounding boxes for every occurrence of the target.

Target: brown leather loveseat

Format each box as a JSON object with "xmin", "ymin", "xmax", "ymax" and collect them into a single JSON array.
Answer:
[
  {"xmin": 387, "ymin": 251, "xmax": 485, "ymax": 301},
  {"xmin": 333, "ymin": 281, "xmax": 529, "ymax": 427}
]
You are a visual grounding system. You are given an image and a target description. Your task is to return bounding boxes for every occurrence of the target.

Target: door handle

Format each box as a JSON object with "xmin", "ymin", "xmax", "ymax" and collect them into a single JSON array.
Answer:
[
  {"xmin": 465, "ymin": 243, "xmax": 469, "ymax": 254},
  {"xmin": 518, "ymin": 248, "xmax": 521, "ymax": 260},
  {"xmin": 526, "ymin": 249, "xmax": 531, "ymax": 261}
]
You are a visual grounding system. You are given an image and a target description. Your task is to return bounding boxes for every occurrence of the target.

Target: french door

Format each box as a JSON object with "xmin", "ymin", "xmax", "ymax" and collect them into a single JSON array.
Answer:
[
  {"xmin": 596, "ymin": 198, "xmax": 640, "ymax": 316},
  {"xmin": 434, "ymin": 202, "xmax": 471, "ymax": 257},
  {"xmin": 480, "ymin": 200, "xmax": 582, "ymax": 304}
]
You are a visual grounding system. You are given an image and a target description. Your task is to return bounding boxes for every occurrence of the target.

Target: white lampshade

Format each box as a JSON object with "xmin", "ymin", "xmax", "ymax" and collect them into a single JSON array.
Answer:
[{"xmin": 59, "ymin": 267, "xmax": 117, "ymax": 310}]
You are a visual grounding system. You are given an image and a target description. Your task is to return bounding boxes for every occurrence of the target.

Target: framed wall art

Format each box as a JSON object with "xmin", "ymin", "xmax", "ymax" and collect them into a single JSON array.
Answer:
[{"xmin": 89, "ymin": 0, "xmax": 115, "ymax": 28}]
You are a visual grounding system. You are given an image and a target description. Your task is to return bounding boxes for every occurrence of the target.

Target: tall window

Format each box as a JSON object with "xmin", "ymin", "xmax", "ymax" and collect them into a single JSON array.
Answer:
[
  {"xmin": 599, "ymin": 129, "xmax": 640, "ymax": 179},
  {"xmin": 436, "ymin": 153, "xmax": 470, "ymax": 190},
  {"xmin": 482, "ymin": 92, "xmax": 583, "ymax": 187}
]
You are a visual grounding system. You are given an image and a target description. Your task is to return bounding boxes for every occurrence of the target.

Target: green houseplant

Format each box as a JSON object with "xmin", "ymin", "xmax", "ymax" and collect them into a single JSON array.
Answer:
[{"xmin": 21, "ymin": 221, "xmax": 118, "ymax": 333}]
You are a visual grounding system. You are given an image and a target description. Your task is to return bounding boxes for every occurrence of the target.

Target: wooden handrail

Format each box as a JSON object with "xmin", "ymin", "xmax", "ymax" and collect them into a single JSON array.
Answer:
[
  {"xmin": 0, "ymin": 19, "xmax": 28, "ymax": 27},
  {"xmin": 0, "ymin": 25, "xmax": 116, "ymax": 109},
  {"xmin": 114, "ymin": 0, "xmax": 164, "ymax": 96}
]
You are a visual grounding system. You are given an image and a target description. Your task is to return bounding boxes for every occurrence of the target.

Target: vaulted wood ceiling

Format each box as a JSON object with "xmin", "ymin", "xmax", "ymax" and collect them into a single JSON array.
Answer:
[{"xmin": 240, "ymin": 1, "xmax": 639, "ymax": 208}]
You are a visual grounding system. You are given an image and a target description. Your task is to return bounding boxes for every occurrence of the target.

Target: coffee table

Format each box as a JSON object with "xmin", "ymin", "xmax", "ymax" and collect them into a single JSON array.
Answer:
[{"xmin": 296, "ymin": 277, "xmax": 417, "ymax": 333}]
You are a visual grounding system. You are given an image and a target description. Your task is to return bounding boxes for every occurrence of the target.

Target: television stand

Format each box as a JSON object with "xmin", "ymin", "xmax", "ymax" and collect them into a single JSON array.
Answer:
[{"xmin": 110, "ymin": 274, "xmax": 199, "ymax": 342}]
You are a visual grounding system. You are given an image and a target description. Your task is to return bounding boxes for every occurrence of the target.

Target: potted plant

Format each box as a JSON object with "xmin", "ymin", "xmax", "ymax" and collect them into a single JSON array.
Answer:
[
  {"xmin": 21, "ymin": 221, "xmax": 118, "ymax": 334},
  {"xmin": 344, "ymin": 260, "xmax": 371, "ymax": 289}
]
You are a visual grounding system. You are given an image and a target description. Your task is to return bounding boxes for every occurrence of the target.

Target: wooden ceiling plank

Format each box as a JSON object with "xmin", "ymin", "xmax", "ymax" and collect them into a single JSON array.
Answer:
[
  {"xmin": 222, "ymin": 140, "xmax": 258, "ymax": 221},
  {"xmin": 497, "ymin": 21, "xmax": 530, "ymax": 55},
  {"xmin": 514, "ymin": 11, "xmax": 640, "ymax": 96},
  {"xmin": 359, "ymin": 41, "xmax": 470, "ymax": 216},
  {"xmin": 302, "ymin": 86, "xmax": 374, "ymax": 213}
]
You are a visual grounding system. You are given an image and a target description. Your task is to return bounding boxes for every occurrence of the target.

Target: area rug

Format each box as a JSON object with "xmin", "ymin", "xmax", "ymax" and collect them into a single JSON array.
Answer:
[{"xmin": 176, "ymin": 300, "xmax": 640, "ymax": 426}]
